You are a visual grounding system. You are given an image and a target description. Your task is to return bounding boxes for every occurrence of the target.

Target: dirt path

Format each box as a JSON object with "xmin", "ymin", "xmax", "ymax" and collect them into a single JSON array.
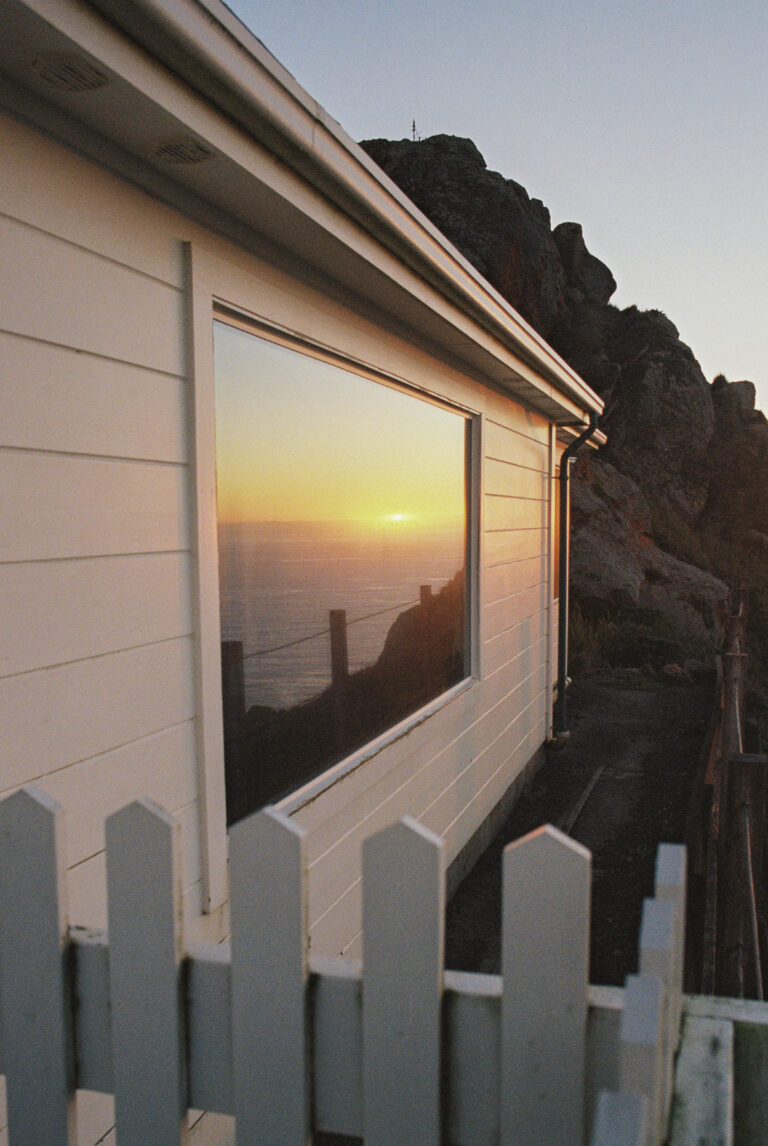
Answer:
[{"xmin": 445, "ymin": 672, "xmax": 712, "ymax": 985}]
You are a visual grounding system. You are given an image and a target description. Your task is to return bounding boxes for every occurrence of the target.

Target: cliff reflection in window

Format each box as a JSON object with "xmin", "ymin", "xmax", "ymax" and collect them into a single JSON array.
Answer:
[{"xmin": 214, "ymin": 320, "xmax": 470, "ymax": 822}]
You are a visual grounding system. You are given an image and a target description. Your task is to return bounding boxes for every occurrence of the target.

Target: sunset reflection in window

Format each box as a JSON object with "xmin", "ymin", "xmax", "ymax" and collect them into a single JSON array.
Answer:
[{"xmin": 214, "ymin": 320, "xmax": 470, "ymax": 821}]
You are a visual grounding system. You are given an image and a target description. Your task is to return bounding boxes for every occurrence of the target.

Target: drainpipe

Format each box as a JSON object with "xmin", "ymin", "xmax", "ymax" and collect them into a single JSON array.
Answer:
[{"xmin": 554, "ymin": 411, "xmax": 599, "ymax": 740}]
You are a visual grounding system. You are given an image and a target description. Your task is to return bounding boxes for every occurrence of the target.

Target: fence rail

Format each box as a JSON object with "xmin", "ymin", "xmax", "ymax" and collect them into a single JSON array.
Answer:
[{"xmin": 0, "ymin": 787, "xmax": 686, "ymax": 1145}]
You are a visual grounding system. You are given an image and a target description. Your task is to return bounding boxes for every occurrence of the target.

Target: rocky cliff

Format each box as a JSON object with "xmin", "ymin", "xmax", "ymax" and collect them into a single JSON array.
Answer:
[{"xmin": 361, "ymin": 134, "xmax": 768, "ymax": 665}]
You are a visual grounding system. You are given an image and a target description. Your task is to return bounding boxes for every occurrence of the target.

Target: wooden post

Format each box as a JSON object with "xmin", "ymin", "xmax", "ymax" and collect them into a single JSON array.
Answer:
[
  {"xmin": 329, "ymin": 609, "xmax": 349, "ymax": 687},
  {"xmin": 330, "ymin": 609, "xmax": 349, "ymax": 748},
  {"xmin": 221, "ymin": 639, "xmax": 246, "ymax": 722},
  {"xmin": 0, "ymin": 787, "xmax": 77, "ymax": 1145},
  {"xmin": 720, "ymin": 752, "xmax": 768, "ymax": 998},
  {"xmin": 229, "ymin": 807, "xmax": 310, "ymax": 1146},
  {"xmin": 221, "ymin": 639, "xmax": 246, "ymax": 817},
  {"xmin": 106, "ymin": 799, "xmax": 188, "ymax": 1145},
  {"xmin": 363, "ymin": 817, "xmax": 445, "ymax": 1146},
  {"xmin": 500, "ymin": 825, "xmax": 591, "ymax": 1146}
]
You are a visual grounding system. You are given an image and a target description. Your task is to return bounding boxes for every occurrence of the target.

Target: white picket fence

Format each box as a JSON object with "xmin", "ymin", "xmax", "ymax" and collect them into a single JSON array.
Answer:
[{"xmin": 0, "ymin": 786, "xmax": 686, "ymax": 1146}]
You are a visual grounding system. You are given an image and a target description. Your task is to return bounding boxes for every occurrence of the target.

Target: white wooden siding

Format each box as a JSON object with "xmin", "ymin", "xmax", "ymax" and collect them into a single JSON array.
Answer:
[
  {"xmin": 0, "ymin": 554, "xmax": 192, "ymax": 677},
  {"xmin": 0, "ymin": 111, "xmax": 201, "ymax": 974},
  {"xmin": 1, "ymin": 333, "xmax": 187, "ymax": 462},
  {"xmin": 2, "ymin": 107, "xmax": 558, "ymax": 974}
]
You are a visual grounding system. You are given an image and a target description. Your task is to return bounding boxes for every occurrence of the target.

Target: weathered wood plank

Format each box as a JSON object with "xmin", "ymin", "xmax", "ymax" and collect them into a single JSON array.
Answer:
[
  {"xmin": 0, "ymin": 787, "xmax": 77, "ymax": 1144},
  {"xmin": 654, "ymin": 844, "xmax": 686, "ymax": 1038},
  {"xmin": 500, "ymin": 825, "xmax": 591, "ymax": 1146},
  {"xmin": 105, "ymin": 799, "xmax": 187, "ymax": 1144},
  {"xmin": 667, "ymin": 1015, "xmax": 733, "ymax": 1146},
  {"xmin": 229, "ymin": 808, "xmax": 310, "ymax": 1145},
  {"xmin": 363, "ymin": 817, "xmax": 445, "ymax": 1146}
]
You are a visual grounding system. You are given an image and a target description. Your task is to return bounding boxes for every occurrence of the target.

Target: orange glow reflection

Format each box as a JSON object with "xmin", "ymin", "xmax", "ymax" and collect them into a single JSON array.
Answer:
[{"xmin": 214, "ymin": 322, "xmax": 467, "ymax": 537}]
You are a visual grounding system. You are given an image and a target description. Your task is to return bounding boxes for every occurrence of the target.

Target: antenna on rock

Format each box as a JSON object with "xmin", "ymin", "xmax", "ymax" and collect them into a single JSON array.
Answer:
[{"xmin": 411, "ymin": 119, "xmax": 421, "ymax": 141}]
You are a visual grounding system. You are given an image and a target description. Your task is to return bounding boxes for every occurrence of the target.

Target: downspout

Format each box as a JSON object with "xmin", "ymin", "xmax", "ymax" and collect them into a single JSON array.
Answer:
[{"xmin": 554, "ymin": 411, "xmax": 599, "ymax": 740}]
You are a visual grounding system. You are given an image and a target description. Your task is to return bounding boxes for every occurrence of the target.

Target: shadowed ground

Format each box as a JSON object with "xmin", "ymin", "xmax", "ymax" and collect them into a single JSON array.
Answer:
[{"xmin": 444, "ymin": 671, "xmax": 711, "ymax": 985}]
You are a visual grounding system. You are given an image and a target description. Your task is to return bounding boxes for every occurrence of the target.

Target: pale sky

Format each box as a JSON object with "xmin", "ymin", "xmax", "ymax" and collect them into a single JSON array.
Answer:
[{"xmin": 225, "ymin": 0, "xmax": 768, "ymax": 413}]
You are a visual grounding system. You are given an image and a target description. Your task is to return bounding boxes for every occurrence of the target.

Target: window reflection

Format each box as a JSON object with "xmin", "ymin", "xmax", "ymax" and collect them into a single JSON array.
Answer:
[{"xmin": 214, "ymin": 321, "xmax": 470, "ymax": 822}]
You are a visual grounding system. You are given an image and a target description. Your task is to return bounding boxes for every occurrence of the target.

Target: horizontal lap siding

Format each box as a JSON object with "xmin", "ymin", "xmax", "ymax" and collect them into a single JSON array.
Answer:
[
  {"xmin": 1, "ymin": 115, "xmax": 560, "ymax": 973},
  {"xmin": 0, "ymin": 114, "xmax": 200, "ymax": 939},
  {"xmin": 1, "ymin": 332, "xmax": 187, "ymax": 462},
  {"xmin": 296, "ymin": 402, "xmax": 555, "ymax": 955}
]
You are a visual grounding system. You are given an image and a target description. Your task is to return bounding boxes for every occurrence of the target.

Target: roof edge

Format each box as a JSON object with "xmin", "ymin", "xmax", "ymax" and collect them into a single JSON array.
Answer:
[{"xmin": 85, "ymin": 0, "xmax": 603, "ymax": 417}]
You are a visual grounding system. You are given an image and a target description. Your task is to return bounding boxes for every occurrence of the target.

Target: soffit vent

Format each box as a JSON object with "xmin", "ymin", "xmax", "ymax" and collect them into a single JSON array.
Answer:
[
  {"xmin": 154, "ymin": 139, "xmax": 215, "ymax": 165},
  {"xmin": 31, "ymin": 52, "xmax": 109, "ymax": 92}
]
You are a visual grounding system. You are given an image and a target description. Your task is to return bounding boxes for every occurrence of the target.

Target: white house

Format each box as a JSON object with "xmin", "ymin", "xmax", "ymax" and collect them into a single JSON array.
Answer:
[{"xmin": 0, "ymin": 0, "xmax": 606, "ymax": 1140}]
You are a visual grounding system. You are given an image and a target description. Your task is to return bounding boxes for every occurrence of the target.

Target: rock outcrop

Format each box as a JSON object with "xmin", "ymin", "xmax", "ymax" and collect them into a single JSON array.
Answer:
[
  {"xmin": 360, "ymin": 134, "xmax": 768, "ymax": 654},
  {"xmin": 362, "ymin": 135, "xmax": 567, "ymax": 337}
]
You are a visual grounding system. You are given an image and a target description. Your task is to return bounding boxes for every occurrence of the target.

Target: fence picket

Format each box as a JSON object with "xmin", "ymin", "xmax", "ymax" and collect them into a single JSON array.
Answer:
[
  {"xmin": 0, "ymin": 787, "xmax": 77, "ymax": 1145},
  {"xmin": 363, "ymin": 816, "xmax": 444, "ymax": 1146},
  {"xmin": 229, "ymin": 807, "xmax": 309, "ymax": 1146},
  {"xmin": 639, "ymin": 899, "xmax": 678, "ymax": 1135},
  {"xmin": 500, "ymin": 824, "xmax": 591, "ymax": 1146},
  {"xmin": 0, "ymin": 786, "xmax": 689, "ymax": 1146},
  {"xmin": 105, "ymin": 798, "xmax": 187, "ymax": 1144},
  {"xmin": 654, "ymin": 844, "xmax": 686, "ymax": 1035},
  {"xmin": 619, "ymin": 974, "xmax": 665, "ymax": 1146}
]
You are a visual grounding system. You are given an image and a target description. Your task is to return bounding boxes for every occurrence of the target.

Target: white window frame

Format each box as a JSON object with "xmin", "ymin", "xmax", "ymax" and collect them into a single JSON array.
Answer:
[{"xmin": 185, "ymin": 242, "xmax": 481, "ymax": 907}]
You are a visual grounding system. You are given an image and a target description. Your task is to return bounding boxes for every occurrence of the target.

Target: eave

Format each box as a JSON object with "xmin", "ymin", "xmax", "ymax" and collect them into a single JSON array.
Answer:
[{"xmin": 0, "ymin": 0, "xmax": 604, "ymax": 426}]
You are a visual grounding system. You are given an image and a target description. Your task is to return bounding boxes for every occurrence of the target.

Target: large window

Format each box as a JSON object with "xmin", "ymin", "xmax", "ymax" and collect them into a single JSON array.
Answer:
[{"xmin": 214, "ymin": 319, "xmax": 471, "ymax": 821}]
